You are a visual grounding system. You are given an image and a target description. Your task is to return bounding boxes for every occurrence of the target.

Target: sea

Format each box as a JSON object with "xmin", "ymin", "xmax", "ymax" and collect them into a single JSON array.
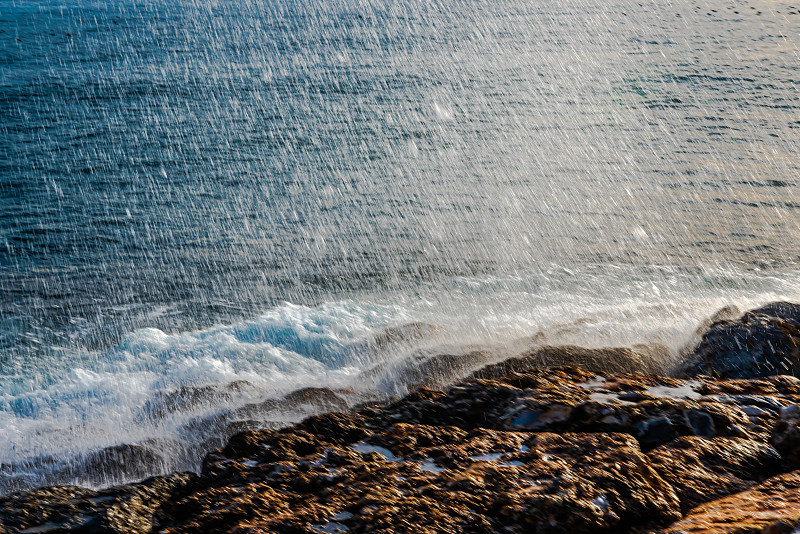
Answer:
[{"xmin": 1, "ymin": 0, "xmax": 799, "ymax": 492}]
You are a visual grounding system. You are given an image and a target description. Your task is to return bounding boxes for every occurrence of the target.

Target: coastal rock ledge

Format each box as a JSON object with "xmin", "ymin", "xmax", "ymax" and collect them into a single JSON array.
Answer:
[{"xmin": 5, "ymin": 303, "xmax": 800, "ymax": 533}]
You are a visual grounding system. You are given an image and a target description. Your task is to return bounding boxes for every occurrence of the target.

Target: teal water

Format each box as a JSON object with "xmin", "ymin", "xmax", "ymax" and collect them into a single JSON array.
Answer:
[{"xmin": 1, "ymin": 0, "xmax": 799, "ymax": 491}]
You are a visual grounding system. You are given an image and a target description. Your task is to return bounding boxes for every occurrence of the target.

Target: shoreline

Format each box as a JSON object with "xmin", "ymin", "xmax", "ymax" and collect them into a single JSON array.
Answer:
[{"xmin": 3, "ymin": 302, "xmax": 800, "ymax": 532}]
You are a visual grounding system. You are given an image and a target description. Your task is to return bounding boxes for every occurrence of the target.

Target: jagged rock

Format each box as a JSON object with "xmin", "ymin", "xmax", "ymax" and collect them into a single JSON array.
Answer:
[
  {"xmin": 657, "ymin": 471, "xmax": 800, "ymax": 533},
  {"xmin": 678, "ymin": 305, "xmax": 742, "ymax": 358},
  {"xmin": 477, "ymin": 373, "xmax": 756, "ymax": 449},
  {"xmin": 380, "ymin": 349, "xmax": 497, "ymax": 391},
  {"xmin": 474, "ymin": 345, "xmax": 665, "ymax": 378},
  {"xmin": 162, "ymin": 427, "xmax": 680, "ymax": 533},
  {"xmin": 0, "ymin": 472, "xmax": 196, "ymax": 534},
  {"xmin": 141, "ymin": 381, "xmax": 255, "ymax": 421},
  {"xmin": 696, "ymin": 374, "xmax": 800, "ymax": 397},
  {"xmin": 76, "ymin": 444, "xmax": 168, "ymax": 487},
  {"xmin": 647, "ymin": 436, "xmax": 781, "ymax": 513},
  {"xmin": 283, "ymin": 387, "xmax": 349, "ymax": 411},
  {"xmin": 369, "ymin": 322, "xmax": 443, "ymax": 351},
  {"xmin": 293, "ymin": 412, "xmax": 371, "ymax": 445},
  {"xmin": 770, "ymin": 404, "xmax": 800, "ymax": 469},
  {"xmin": 9, "ymin": 351, "xmax": 800, "ymax": 534},
  {"xmin": 678, "ymin": 301, "xmax": 800, "ymax": 379}
]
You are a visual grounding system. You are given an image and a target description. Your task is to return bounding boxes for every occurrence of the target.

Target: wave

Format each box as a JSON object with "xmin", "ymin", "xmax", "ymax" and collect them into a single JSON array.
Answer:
[{"xmin": 2, "ymin": 263, "xmax": 799, "ymax": 493}]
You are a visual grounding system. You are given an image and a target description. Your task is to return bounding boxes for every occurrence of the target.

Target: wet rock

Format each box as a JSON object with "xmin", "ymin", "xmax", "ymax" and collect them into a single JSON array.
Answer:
[
  {"xmin": 678, "ymin": 301, "xmax": 800, "ymax": 379},
  {"xmin": 657, "ymin": 470, "xmax": 800, "ymax": 533},
  {"xmin": 380, "ymin": 349, "xmax": 497, "ymax": 391},
  {"xmin": 648, "ymin": 436, "xmax": 781, "ymax": 513},
  {"xmin": 10, "ymin": 359, "xmax": 800, "ymax": 533},
  {"xmin": 634, "ymin": 416, "xmax": 679, "ymax": 446},
  {"xmin": 696, "ymin": 374, "xmax": 800, "ymax": 396},
  {"xmin": 684, "ymin": 409, "xmax": 715, "ymax": 437},
  {"xmin": 474, "ymin": 344, "xmax": 664, "ymax": 378},
  {"xmin": 141, "ymin": 381, "xmax": 255, "ymax": 421},
  {"xmin": 770, "ymin": 404, "xmax": 800, "ymax": 469},
  {"xmin": 283, "ymin": 386, "xmax": 349, "ymax": 411},
  {"xmin": 0, "ymin": 472, "xmax": 196, "ymax": 534},
  {"xmin": 293, "ymin": 411, "xmax": 371, "ymax": 445},
  {"xmin": 704, "ymin": 393, "xmax": 787, "ymax": 414},
  {"xmin": 162, "ymin": 426, "xmax": 680, "ymax": 534},
  {"xmin": 506, "ymin": 402, "xmax": 576, "ymax": 431},
  {"xmin": 491, "ymin": 432, "xmax": 681, "ymax": 532},
  {"xmin": 75, "ymin": 444, "xmax": 168, "ymax": 487},
  {"xmin": 369, "ymin": 322, "xmax": 443, "ymax": 352},
  {"xmin": 678, "ymin": 305, "xmax": 742, "ymax": 357},
  {"xmin": 504, "ymin": 393, "xmax": 755, "ymax": 449}
]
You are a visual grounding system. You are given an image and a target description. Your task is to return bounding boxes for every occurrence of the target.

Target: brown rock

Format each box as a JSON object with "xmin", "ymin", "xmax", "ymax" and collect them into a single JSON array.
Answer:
[
  {"xmin": 493, "ymin": 432, "xmax": 681, "ymax": 532},
  {"xmin": 0, "ymin": 472, "xmax": 196, "ymax": 534},
  {"xmin": 163, "ymin": 422, "xmax": 680, "ymax": 534},
  {"xmin": 647, "ymin": 436, "xmax": 781, "ymax": 513},
  {"xmin": 474, "ymin": 345, "xmax": 665, "ymax": 378},
  {"xmin": 770, "ymin": 404, "xmax": 800, "ymax": 469},
  {"xmin": 657, "ymin": 471, "xmax": 800, "ymax": 533},
  {"xmin": 8, "ymin": 360, "xmax": 800, "ymax": 534}
]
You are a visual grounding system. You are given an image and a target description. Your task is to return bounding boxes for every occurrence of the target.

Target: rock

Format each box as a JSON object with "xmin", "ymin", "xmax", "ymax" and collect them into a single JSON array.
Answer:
[
  {"xmin": 647, "ymin": 436, "xmax": 781, "ymax": 513},
  {"xmin": 678, "ymin": 301, "xmax": 800, "ymax": 379},
  {"xmin": 75, "ymin": 444, "xmax": 168, "ymax": 488},
  {"xmin": 657, "ymin": 470, "xmax": 800, "ymax": 533},
  {"xmin": 770, "ymin": 404, "xmax": 800, "ymax": 469},
  {"xmin": 369, "ymin": 322, "xmax": 443, "ymax": 352},
  {"xmin": 379, "ymin": 349, "xmax": 497, "ymax": 391},
  {"xmin": 474, "ymin": 345, "xmax": 665, "ymax": 378},
  {"xmin": 696, "ymin": 374, "xmax": 800, "ymax": 397},
  {"xmin": 162, "ymin": 426, "xmax": 680, "ymax": 533},
  {"xmin": 678, "ymin": 305, "xmax": 742, "ymax": 357},
  {"xmin": 140, "ymin": 381, "xmax": 254, "ymax": 421},
  {"xmin": 9, "ymin": 357, "xmax": 800, "ymax": 533},
  {"xmin": 634, "ymin": 415, "xmax": 680, "ymax": 445},
  {"xmin": 282, "ymin": 387, "xmax": 349, "ymax": 411},
  {"xmin": 502, "ymin": 387, "xmax": 756, "ymax": 449},
  {"xmin": 0, "ymin": 472, "xmax": 196, "ymax": 534},
  {"xmin": 488, "ymin": 432, "xmax": 681, "ymax": 532},
  {"xmin": 293, "ymin": 412, "xmax": 371, "ymax": 445}
]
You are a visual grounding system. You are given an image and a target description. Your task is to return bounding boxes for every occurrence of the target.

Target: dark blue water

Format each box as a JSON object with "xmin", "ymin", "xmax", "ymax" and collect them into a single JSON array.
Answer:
[{"xmin": 2, "ymin": 0, "xmax": 799, "ymax": 492}]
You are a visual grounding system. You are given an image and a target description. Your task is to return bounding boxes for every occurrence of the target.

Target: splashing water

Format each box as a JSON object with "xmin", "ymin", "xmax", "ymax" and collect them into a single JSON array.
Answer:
[{"xmin": 2, "ymin": 0, "xmax": 799, "ymax": 491}]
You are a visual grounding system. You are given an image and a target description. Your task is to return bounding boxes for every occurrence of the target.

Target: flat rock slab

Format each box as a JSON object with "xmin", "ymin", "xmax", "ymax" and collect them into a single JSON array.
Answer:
[{"xmin": 657, "ymin": 470, "xmax": 800, "ymax": 533}]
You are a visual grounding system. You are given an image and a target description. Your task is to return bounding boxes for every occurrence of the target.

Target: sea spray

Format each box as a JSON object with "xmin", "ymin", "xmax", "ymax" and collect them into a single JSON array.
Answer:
[{"xmin": 3, "ymin": 264, "xmax": 800, "ymax": 492}]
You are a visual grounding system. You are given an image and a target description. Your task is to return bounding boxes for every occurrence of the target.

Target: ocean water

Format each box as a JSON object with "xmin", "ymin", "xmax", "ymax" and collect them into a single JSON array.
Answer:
[{"xmin": 1, "ymin": 0, "xmax": 799, "ymax": 492}]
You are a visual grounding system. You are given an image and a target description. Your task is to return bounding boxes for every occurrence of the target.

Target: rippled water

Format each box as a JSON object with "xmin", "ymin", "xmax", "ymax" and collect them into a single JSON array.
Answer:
[{"xmin": 1, "ymin": 0, "xmax": 799, "ymax": 491}]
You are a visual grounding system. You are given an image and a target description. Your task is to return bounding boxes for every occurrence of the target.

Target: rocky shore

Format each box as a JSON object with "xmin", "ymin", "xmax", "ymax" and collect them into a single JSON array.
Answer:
[{"xmin": 3, "ymin": 302, "xmax": 800, "ymax": 533}]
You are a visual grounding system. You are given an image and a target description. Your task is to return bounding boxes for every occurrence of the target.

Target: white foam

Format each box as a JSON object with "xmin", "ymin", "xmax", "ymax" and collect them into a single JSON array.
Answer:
[{"xmin": 2, "ymin": 264, "xmax": 799, "ymax": 492}]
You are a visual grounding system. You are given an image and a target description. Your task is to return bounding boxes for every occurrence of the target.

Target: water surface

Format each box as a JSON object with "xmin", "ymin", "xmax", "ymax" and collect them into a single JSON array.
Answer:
[{"xmin": 1, "ymin": 0, "xmax": 799, "ymax": 491}]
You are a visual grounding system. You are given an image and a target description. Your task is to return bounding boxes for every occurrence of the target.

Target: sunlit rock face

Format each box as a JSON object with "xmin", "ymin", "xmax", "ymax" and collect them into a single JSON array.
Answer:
[
  {"xmin": 656, "ymin": 471, "xmax": 800, "ymax": 534},
  {"xmin": 6, "ymin": 337, "xmax": 800, "ymax": 533},
  {"xmin": 647, "ymin": 436, "xmax": 782, "ymax": 514},
  {"xmin": 679, "ymin": 302, "xmax": 800, "ymax": 379},
  {"xmin": 0, "ymin": 473, "xmax": 196, "ymax": 534}
]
